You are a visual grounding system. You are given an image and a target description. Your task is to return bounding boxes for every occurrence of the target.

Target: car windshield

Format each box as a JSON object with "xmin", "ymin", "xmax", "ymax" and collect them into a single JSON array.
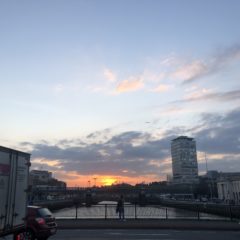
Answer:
[{"xmin": 38, "ymin": 208, "xmax": 52, "ymax": 217}]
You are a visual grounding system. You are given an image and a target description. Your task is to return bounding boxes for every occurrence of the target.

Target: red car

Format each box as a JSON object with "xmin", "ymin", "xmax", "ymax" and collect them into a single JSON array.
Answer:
[{"xmin": 15, "ymin": 206, "xmax": 57, "ymax": 240}]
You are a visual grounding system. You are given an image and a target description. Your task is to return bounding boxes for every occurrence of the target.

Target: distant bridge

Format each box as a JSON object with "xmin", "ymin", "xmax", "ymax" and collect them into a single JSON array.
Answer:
[{"xmin": 30, "ymin": 186, "xmax": 149, "ymax": 205}]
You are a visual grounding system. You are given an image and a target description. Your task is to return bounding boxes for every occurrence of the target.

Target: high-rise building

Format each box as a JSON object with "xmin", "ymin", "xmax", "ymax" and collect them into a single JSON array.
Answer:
[{"xmin": 171, "ymin": 136, "xmax": 198, "ymax": 184}]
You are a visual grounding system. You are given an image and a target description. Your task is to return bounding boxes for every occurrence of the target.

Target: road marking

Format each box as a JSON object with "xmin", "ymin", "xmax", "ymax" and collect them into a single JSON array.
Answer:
[
  {"xmin": 107, "ymin": 232, "xmax": 122, "ymax": 235},
  {"xmin": 140, "ymin": 239, "xmax": 175, "ymax": 240},
  {"xmin": 132, "ymin": 233, "xmax": 169, "ymax": 236},
  {"xmin": 107, "ymin": 232, "xmax": 169, "ymax": 236}
]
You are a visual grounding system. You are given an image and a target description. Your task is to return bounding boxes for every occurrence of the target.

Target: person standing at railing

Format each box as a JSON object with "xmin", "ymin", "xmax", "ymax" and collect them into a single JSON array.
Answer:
[{"xmin": 116, "ymin": 195, "xmax": 125, "ymax": 220}]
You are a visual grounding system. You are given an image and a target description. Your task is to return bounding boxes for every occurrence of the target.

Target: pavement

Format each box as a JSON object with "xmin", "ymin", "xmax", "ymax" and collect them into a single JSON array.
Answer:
[{"xmin": 56, "ymin": 219, "xmax": 240, "ymax": 231}]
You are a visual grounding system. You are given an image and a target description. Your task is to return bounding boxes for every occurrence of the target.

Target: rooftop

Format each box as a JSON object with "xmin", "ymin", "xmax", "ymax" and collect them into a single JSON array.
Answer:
[{"xmin": 172, "ymin": 136, "xmax": 194, "ymax": 141}]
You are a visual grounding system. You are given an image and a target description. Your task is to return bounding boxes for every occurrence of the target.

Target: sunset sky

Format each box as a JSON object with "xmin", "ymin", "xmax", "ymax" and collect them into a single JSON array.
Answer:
[{"xmin": 1, "ymin": 0, "xmax": 240, "ymax": 187}]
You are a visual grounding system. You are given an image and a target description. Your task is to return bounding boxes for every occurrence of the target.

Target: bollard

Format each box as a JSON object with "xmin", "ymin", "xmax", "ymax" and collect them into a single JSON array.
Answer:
[{"xmin": 165, "ymin": 208, "xmax": 168, "ymax": 219}]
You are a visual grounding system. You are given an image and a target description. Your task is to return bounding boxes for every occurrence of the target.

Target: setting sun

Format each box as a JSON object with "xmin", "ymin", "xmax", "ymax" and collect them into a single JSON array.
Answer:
[{"xmin": 101, "ymin": 177, "xmax": 117, "ymax": 186}]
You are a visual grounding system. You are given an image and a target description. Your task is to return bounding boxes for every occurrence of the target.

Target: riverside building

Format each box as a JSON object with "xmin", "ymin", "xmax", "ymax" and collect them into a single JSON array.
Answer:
[
  {"xmin": 217, "ymin": 174, "xmax": 240, "ymax": 204},
  {"xmin": 171, "ymin": 136, "xmax": 199, "ymax": 184}
]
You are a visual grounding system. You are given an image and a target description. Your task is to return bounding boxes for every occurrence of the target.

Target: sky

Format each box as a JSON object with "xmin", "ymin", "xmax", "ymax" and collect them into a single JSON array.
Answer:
[{"xmin": 0, "ymin": 0, "xmax": 240, "ymax": 187}]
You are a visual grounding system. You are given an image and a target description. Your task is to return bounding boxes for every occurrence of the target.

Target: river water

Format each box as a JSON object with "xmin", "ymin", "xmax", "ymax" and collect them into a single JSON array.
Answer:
[{"xmin": 53, "ymin": 201, "xmax": 228, "ymax": 220}]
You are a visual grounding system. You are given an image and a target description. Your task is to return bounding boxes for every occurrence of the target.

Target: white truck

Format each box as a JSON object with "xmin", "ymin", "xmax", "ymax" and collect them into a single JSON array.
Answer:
[{"xmin": 0, "ymin": 146, "xmax": 31, "ymax": 238}]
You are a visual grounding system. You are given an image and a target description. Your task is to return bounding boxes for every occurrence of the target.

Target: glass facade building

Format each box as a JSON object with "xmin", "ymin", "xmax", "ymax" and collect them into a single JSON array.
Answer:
[{"xmin": 171, "ymin": 136, "xmax": 199, "ymax": 184}]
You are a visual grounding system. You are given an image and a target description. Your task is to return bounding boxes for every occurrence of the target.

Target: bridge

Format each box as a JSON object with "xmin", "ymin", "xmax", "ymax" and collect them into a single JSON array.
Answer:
[
  {"xmin": 29, "ymin": 186, "xmax": 149, "ymax": 205},
  {"xmin": 29, "ymin": 186, "xmax": 240, "ymax": 221}
]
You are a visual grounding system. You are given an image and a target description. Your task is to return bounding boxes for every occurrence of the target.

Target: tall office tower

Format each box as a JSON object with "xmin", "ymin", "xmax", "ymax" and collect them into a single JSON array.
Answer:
[{"xmin": 171, "ymin": 136, "xmax": 199, "ymax": 184}]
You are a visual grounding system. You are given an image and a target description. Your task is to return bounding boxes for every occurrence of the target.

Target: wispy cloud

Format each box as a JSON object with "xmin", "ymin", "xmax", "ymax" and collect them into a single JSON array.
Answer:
[
  {"xmin": 142, "ymin": 70, "xmax": 166, "ymax": 83},
  {"xmin": 54, "ymin": 44, "xmax": 240, "ymax": 97},
  {"xmin": 103, "ymin": 68, "xmax": 117, "ymax": 82},
  {"xmin": 215, "ymin": 44, "xmax": 240, "ymax": 65},
  {"xmin": 84, "ymin": 44, "xmax": 240, "ymax": 96},
  {"xmin": 159, "ymin": 106, "xmax": 192, "ymax": 115},
  {"xmin": 150, "ymin": 84, "xmax": 173, "ymax": 93},
  {"xmin": 88, "ymin": 63, "xmax": 170, "ymax": 94},
  {"xmin": 116, "ymin": 76, "xmax": 144, "ymax": 93},
  {"xmin": 184, "ymin": 87, "xmax": 213, "ymax": 99},
  {"xmin": 175, "ymin": 89, "xmax": 240, "ymax": 103},
  {"xmin": 181, "ymin": 44, "xmax": 240, "ymax": 84},
  {"xmin": 171, "ymin": 60, "xmax": 208, "ymax": 82}
]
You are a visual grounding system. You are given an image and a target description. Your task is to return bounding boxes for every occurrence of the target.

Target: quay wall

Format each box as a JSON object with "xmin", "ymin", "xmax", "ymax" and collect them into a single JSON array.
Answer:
[{"xmin": 159, "ymin": 199, "xmax": 240, "ymax": 219}]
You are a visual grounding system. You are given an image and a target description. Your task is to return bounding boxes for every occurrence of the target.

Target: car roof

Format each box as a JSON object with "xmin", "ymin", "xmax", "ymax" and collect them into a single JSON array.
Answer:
[{"xmin": 27, "ymin": 205, "xmax": 42, "ymax": 209}]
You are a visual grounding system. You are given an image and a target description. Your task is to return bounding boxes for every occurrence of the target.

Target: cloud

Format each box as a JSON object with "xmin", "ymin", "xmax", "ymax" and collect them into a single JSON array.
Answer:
[
  {"xmin": 142, "ymin": 70, "xmax": 166, "ymax": 83},
  {"xmin": 174, "ymin": 89, "xmax": 240, "ymax": 104},
  {"xmin": 184, "ymin": 88, "xmax": 212, "ymax": 99},
  {"xmin": 86, "ymin": 128, "xmax": 112, "ymax": 141},
  {"xmin": 172, "ymin": 60, "xmax": 208, "ymax": 82},
  {"xmin": 92, "ymin": 64, "xmax": 168, "ymax": 95},
  {"xmin": 26, "ymin": 130, "xmax": 172, "ymax": 181},
  {"xmin": 150, "ymin": 84, "xmax": 173, "ymax": 93},
  {"xmin": 103, "ymin": 68, "xmax": 117, "ymax": 82},
  {"xmin": 116, "ymin": 76, "xmax": 144, "ymax": 93},
  {"xmin": 160, "ymin": 55, "xmax": 178, "ymax": 66},
  {"xmin": 198, "ymin": 154, "xmax": 240, "ymax": 173},
  {"xmin": 215, "ymin": 44, "xmax": 240, "ymax": 65},
  {"xmin": 24, "ymin": 107, "xmax": 240, "ymax": 185},
  {"xmin": 181, "ymin": 44, "xmax": 240, "ymax": 84},
  {"xmin": 159, "ymin": 106, "xmax": 192, "ymax": 116},
  {"xmin": 87, "ymin": 44, "xmax": 240, "ymax": 96},
  {"xmin": 87, "ymin": 85, "xmax": 106, "ymax": 93},
  {"xmin": 194, "ymin": 107, "xmax": 240, "ymax": 155}
]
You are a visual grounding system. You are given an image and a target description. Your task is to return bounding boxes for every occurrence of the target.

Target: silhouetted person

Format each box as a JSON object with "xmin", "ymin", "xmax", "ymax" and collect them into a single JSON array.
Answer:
[{"xmin": 116, "ymin": 195, "xmax": 125, "ymax": 220}]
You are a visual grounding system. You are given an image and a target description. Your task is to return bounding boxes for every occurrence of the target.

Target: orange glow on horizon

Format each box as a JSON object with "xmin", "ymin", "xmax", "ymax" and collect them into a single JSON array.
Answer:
[
  {"xmin": 101, "ymin": 177, "xmax": 117, "ymax": 186},
  {"xmin": 57, "ymin": 174, "xmax": 166, "ymax": 187},
  {"xmin": 51, "ymin": 170, "xmax": 167, "ymax": 187}
]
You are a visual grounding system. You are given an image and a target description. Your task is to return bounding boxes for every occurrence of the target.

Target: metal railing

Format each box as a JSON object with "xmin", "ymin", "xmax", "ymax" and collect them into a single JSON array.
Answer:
[{"xmin": 53, "ymin": 203, "xmax": 239, "ymax": 221}]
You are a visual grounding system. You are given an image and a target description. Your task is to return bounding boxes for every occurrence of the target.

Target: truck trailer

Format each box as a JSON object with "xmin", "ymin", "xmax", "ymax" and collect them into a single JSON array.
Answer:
[{"xmin": 0, "ymin": 146, "xmax": 30, "ymax": 238}]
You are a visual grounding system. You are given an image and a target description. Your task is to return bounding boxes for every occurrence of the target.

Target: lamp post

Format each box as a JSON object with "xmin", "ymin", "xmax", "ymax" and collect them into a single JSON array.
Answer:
[{"xmin": 93, "ymin": 177, "xmax": 97, "ymax": 187}]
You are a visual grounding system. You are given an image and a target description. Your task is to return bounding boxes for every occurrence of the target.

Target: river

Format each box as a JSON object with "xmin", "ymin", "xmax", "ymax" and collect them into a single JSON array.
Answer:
[{"xmin": 53, "ymin": 201, "xmax": 228, "ymax": 220}]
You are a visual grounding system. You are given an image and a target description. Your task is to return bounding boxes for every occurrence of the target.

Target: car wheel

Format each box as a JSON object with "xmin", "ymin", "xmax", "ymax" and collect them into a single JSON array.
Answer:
[
  {"xmin": 14, "ymin": 230, "xmax": 35, "ymax": 240},
  {"xmin": 25, "ymin": 229, "xmax": 35, "ymax": 240}
]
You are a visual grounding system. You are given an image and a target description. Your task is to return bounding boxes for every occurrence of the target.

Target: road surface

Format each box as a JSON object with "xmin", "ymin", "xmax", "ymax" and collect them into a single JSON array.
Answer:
[{"xmin": 50, "ymin": 229, "xmax": 240, "ymax": 240}]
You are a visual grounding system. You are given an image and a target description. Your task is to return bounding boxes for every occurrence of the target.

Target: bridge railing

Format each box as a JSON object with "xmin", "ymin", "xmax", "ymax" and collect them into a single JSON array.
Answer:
[{"xmin": 53, "ymin": 203, "xmax": 238, "ymax": 221}]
